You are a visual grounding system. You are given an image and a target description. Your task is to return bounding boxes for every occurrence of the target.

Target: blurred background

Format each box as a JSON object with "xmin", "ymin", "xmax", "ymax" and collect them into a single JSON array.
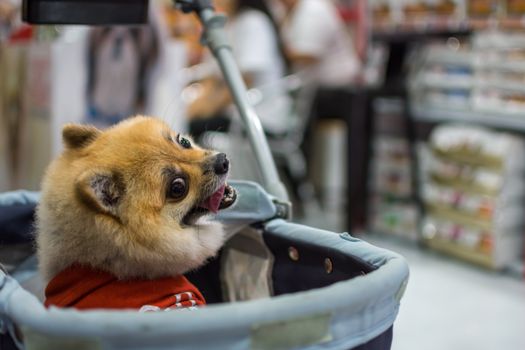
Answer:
[{"xmin": 1, "ymin": 0, "xmax": 525, "ymax": 349}]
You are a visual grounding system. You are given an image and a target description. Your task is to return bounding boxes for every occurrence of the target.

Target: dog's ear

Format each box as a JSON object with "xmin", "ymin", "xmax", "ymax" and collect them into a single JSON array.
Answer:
[
  {"xmin": 75, "ymin": 170, "xmax": 125, "ymax": 220},
  {"xmin": 63, "ymin": 124, "xmax": 101, "ymax": 149}
]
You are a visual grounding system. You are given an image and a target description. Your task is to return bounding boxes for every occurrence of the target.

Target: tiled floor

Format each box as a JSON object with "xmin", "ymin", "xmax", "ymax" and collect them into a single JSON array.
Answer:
[{"xmin": 359, "ymin": 235, "xmax": 525, "ymax": 350}]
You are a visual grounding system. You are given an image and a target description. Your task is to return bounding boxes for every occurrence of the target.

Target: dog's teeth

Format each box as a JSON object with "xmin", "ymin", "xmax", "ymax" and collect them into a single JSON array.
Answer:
[{"xmin": 219, "ymin": 185, "xmax": 236, "ymax": 210}]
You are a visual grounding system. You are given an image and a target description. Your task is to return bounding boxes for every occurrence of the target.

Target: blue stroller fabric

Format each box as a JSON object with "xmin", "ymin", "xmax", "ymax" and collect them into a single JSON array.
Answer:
[
  {"xmin": 0, "ymin": 191, "xmax": 39, "ymax": 245},
  {"xmin": 0, "ymin": 182, "xmax": 409, "ymax": 350}
]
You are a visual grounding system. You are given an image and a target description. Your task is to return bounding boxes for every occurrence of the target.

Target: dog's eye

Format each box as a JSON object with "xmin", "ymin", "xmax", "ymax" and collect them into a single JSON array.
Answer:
[
  {"xmin": 176, "ymin": 134, "xmax": 192, "ymax": 149},
  {"xmin": 168, "ymin": 177, "xmax": 187, "ymax": 200}
]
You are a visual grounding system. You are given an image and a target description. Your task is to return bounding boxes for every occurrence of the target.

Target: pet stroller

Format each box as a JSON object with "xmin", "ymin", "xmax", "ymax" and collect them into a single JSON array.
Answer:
[{"xmin": 0, "ymin": 2, "xmax": 409, "ymax": 349}]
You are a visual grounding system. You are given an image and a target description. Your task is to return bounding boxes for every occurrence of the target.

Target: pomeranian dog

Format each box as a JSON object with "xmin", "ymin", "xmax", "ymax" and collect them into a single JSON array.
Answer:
[{"xmin": 37, "ymin": 116, "xmax": 236, "ymax": 311}]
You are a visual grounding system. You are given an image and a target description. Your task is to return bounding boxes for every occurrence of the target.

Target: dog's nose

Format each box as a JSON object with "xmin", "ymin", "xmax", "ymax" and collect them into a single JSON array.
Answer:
[{"xmin": 214, "ymin": 153, "xmax": 229, "ymax": 175}]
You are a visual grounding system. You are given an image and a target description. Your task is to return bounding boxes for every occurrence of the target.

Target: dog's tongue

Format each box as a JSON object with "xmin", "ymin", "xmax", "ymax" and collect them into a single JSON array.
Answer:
[{"xmin": 199, "ymin": 185, "xmax": 226, "ymax": 214}]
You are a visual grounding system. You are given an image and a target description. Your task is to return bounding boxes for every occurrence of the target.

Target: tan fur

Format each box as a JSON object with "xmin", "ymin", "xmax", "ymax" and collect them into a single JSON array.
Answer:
[{"xmin": 37, "ymin": 116, "xmax": 227, "ymax": 283}]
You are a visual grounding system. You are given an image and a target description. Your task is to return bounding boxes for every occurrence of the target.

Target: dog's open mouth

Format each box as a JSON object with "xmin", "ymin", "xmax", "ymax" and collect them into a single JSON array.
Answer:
[{"xmin": 182, "ymin": 184, "xmax": 237, "ymax": 226}]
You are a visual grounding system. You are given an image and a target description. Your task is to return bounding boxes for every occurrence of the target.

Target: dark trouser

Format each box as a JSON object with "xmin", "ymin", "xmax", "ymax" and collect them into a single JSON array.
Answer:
[
  {"xmin": 188, "ymin": 115, "xmax": 231, "ymax": 141},
  {"xmin": 307, "ymin": 87, "xmax": 370, "ymax": 230}
]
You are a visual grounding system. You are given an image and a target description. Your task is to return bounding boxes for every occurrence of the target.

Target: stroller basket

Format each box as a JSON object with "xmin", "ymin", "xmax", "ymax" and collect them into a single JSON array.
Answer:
[{"xmin": 0, "ymin": 182, "xmax": 409, "ymax": 350}]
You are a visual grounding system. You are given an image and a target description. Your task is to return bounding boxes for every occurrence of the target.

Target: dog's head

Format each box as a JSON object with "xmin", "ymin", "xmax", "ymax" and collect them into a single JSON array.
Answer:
[{"xmin": 37, "ymin": 116, "xmax": 236, "ymax": 281}]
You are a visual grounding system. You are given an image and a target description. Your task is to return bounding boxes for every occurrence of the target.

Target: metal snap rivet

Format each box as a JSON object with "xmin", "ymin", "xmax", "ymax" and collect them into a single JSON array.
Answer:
[
  {"xmin": 288, "ymin": 247, "xmax": 299, "ymax": 261},
  {"xmin": 324, "ymin": 258, "xmax": 333, "ymax": 274}
]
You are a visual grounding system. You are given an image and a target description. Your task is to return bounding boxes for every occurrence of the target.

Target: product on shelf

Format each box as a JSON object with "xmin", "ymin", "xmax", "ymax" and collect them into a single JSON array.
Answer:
[
  {"xmin": 420, "ymin": 124, "xmax": 525, "ymax": 269},
  {"xmin": 506, "ymin": 0, "xmax": 525, "ymax": 16},
  {"xmin": 410, "ymin": 31, "xmax": 525, "ymax": 123},
  {"xmin": 372, "ymin": 0, "xmax": 392, "ymax": 21},
  {"xmin": 403, "ymin": 0, "xmax": 431, "ymax": 17},
  {"xmin": 425, "ymin": 88, "xmax": 471, "ymax": 108},
  {"xmin": 423, "ymin": 183, "xmax": 496, "ymax": 219},
  {"xmin": 467, "ymin": 0, "xmax": 499, "ymax": 17},
  {"xmin": 372, "ymin": 0, "xmax": 525, "ymax": 32},
  {"xmin": 435, "ymin": 0, "xmax": 459, "ymax": 15},
  {"xmin": 371, "ymin": 196, "xmax": 419, "ymax": 239},
  {"xmin": 372, "ymin": 137, "xmax": 413, "ymax": 197},
  {"xmin": 371, "ymin": 0, "xmax": 463, "ymax": 32},
  {"xmin": 368, "ymin": 98, "xmax": 418, "ymax": 240}
]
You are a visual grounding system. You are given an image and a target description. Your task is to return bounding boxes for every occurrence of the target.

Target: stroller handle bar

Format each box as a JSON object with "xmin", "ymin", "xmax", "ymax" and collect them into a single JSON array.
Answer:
[{"xmin": 185, "ymin": 2, "xmax": 290, "ymax": 204}]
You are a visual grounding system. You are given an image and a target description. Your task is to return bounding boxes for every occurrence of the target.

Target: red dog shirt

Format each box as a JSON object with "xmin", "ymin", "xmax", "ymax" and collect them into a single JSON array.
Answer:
[{"xmin": 44, "ymin": 265, "xmax": 205, "ymax": 311}]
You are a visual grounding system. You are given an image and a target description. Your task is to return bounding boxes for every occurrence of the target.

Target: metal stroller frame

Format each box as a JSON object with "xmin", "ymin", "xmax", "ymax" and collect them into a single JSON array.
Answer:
[{"xmin": 249, "ymin": 73, "xmax": 320, "ymax": 217}]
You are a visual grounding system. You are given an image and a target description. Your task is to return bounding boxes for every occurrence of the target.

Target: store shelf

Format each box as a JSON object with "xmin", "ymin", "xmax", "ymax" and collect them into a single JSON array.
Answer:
[
  {"xmin": 372, "ymin": 27, "xmax": 470, "ymax": 43},
  {"xmin": 482, "ymin": 60, "xmax": 525, "ymax": 72},
  {"xmin": 426, "ymin": 203, "xmax": 492, "ymax": 231},
  {"xmin": 417, "ymin": 46, "xmax": 525, "ymax": 74},
  {"xmin": 423, "ymin": 49, "xmax": 475, "ymax": 67},
  {"xmin": 410, "ymin": 105, "xmax": 525, "ymax": 132},
  {"xmin": 416, "ymin": 74, "xmax": 474, "ymax": 89},
  {"xmin": 431, "ymin": 148, "xmax": 503, "ymax": 170},
  {"xmin": 430, "ymin": 173, "xmax": 498, "ymax": 196},
  {"xmin": 373, "ymin": 192, "xmax": 414, "ymax": 203},
  {"xmin": 418, "ymin": 122, "xmax": 525, "ymax": 270},
  {"xmin": 478, "ymin": 80, "xmax": 525, "ymax": 94},
  {"xmin": 425, "ymin": 236, "xmax": 495, "ymax": 269}
]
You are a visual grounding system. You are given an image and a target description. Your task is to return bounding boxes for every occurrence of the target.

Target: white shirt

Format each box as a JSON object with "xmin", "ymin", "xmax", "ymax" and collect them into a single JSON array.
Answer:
[
  {"xmin": 227, "ymin": 10, "xmax": 292, "ymax": 134},
  {"xmin": 282, "ymin": 0, "xmax": 360, "ymax": 87}
]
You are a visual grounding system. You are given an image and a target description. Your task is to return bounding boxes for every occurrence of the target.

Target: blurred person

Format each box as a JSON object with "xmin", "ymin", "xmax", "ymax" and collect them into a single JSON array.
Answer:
[
  {"xmin": 0, "ymin": 0, "xmax": 15, "ymax": 40},
  {"xmin": 0, "ymin": 0, "xmax": 16, "ymax": 27},
  {"xmin": 276, "ymin": 0, "xmax": 364, "ymax": 222},
  {"xmin": 277, "ymin": 0, "xmax": 361, "ymax": 88},
  {"xmin": 1, "ymin": 0, "xmax": 33, "ymax": 43},
  {"xmin": 187, "ymin": 0, "xmax": 291, "ymax": 139},
  {"xmin": 275, "ymin": 0, "xmax": 362, "ymax": 132},
  {"xmin": 276, "ymin": 0, "xmax": 362, "ymax": 148},
  {"xmin": 86, "ymin": 25, "xmax": 159, "ymax": 127}
]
